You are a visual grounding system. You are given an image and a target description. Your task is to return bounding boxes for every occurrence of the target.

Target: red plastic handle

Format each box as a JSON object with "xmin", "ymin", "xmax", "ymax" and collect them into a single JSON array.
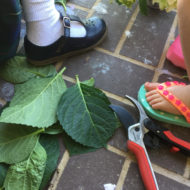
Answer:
[
  {"xmin": 164, "ymin": 131, "xmax": 190, "ymax": 150},
  {"xmin": 127, "ymin": 140, "xmax": 158, "ymax": 190}
]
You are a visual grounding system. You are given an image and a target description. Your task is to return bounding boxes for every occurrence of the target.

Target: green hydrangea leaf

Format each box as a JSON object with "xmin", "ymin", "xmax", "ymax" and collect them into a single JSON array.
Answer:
[
  {"xmin": 62, "ymin": 131, "xmax": 97, "ymax": 156},
  {"xmin": 39, "ymin": 135, "xmax": 60, "ymax": 190},
  {"xmin": 57, "ymin": 77, "xmax": 118, "ymax": 148},
  {"xmin": 3, "ymin": 141, "xmax": 47, "ymax": 190},
  {"xmin": 0, "ymin": 68, "xmax": 67, "ymax": 128},
  {"xmin": 0, "ymin": 163, "xmax": 8, "ymax": 187},
  {"xmin": 0, "ymin": 56, "xmax": 57, "ymax": 84},
  {"xmin": 0, "ymin": 123, "xmax": 43, "ymax": 164}
]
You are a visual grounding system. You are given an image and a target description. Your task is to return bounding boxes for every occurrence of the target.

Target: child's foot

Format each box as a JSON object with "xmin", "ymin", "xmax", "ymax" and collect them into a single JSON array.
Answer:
[{"xmin": 144, "ymin": 82, "xmax": 190, "ymax": 115}]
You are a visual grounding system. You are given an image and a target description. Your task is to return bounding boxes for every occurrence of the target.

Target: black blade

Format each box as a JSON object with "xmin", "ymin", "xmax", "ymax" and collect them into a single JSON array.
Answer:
[{"xmin": 110, "ymin": 104, "xmax": 135, "ymax": 133}]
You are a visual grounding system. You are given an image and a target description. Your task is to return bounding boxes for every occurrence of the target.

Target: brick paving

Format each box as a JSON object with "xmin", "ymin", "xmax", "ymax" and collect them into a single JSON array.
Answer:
[
  {"xmin": 49, "ymin": 0, "xmax": 190, "ymax": 189},
  {"xmin": 2, "ymin": 0, "xmax": 190, "ymax": 189}
]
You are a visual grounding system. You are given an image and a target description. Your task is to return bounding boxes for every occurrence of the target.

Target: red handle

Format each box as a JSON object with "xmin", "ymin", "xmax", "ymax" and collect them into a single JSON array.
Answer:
[
  {"xmin": 164, "ymin": 131, "xmax": 190, "ymax": 150},
  {"xmin": 127, "ymin": 140, "xmax": 158, "ymax": 190}
]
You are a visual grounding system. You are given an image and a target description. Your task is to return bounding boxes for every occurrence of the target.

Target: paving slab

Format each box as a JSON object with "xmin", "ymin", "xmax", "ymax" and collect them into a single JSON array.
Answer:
[
  {"xmin": 57, "ymin": 149, "xmax": 125, "ymax": 190},
  {"xmin": 120, "ymin": 9, "xmax": 176, "ymax": 67}
]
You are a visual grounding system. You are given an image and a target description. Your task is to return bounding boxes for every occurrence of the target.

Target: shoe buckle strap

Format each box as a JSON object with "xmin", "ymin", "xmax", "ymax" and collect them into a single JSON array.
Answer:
[{"xmin": 63, "ymin": 16, "xmax": 70, "ymax": 29}]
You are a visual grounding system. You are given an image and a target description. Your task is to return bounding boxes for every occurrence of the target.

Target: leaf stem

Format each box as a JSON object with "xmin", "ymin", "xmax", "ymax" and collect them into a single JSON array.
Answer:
[
  {"xmin": 56, "ymin": 2, "xmax": 67, "ymax": 11},
  {"xmin": 75, "ymin": 75, "xmax": 80, "ymax": 84},
  {"xmin": 59, "ymin": 67, "xmax": 66, "ymax": 76},
  {"xmin": 75, "ymin": 75, "xmax": 104, "ymax": 145},
  {"xmin": 32, "ymin": 128, "xmax": 45, "ymax": 136}
]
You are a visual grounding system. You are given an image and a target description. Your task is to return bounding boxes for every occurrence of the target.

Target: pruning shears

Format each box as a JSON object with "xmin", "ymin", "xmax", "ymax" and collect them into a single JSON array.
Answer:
[{"xmin": 110, "ymin": 95, "xmax": 190, "ymax": 190}]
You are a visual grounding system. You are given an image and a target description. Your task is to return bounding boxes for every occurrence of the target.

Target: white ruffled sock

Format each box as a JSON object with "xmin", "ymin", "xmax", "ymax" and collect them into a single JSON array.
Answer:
[{"xmin": 22, "ymin": 0, "xmax": 86, "ymax": 46}]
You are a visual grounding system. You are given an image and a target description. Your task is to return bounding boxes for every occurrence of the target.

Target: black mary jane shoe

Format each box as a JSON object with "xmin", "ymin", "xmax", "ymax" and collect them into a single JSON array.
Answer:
[{"xmin": 24, "ymin": 15, "xmax": 107, "ymax": 65}]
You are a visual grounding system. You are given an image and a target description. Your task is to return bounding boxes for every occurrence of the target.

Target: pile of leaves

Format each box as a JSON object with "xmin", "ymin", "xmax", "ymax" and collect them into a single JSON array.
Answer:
[
  {"xmin": 115, "ymin": 0, "xmax": 177, "ymax": 14},
  {"xmin": 152, "ymin": 0, "xmax": 177, "ymax": 12},
  {"xmin": 115, "ymin": 0, "xmax": 148, "ymax": 15},
  {"xmin": 0, "ymin": 56, "xmax": 119, "ymax": 190}
]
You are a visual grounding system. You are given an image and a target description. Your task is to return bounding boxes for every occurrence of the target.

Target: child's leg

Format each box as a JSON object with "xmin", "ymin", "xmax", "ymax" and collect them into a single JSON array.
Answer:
[
  {"xmin": 177, "ymin": 0, "xmax": 190, "ymax": 80},
  {"xmin": 143, "ymin": 0, "xmax": 190, "ymax": 116}
]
